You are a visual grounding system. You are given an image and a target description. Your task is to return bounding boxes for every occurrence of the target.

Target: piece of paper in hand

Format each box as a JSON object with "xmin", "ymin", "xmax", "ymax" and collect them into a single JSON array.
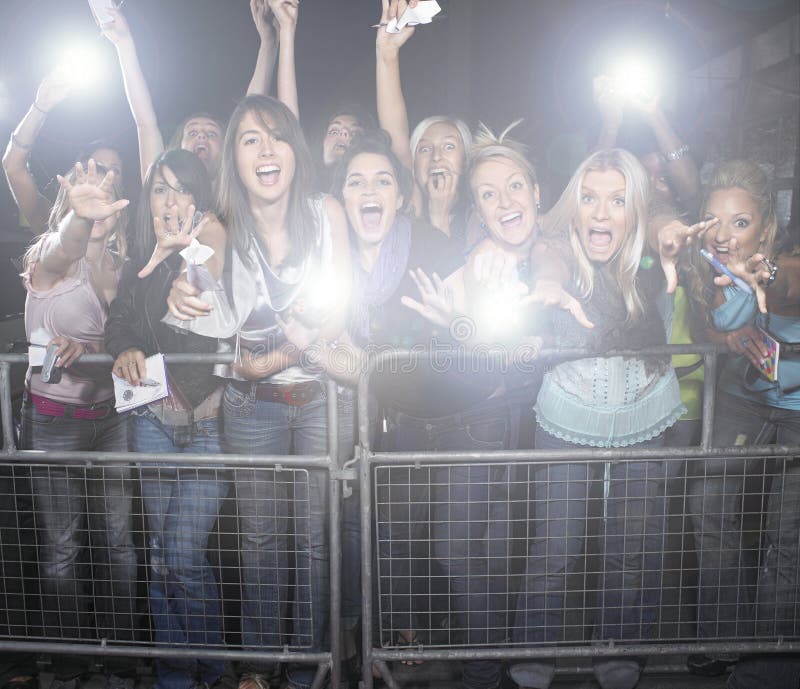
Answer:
[
  {"xmin": 180, "ymin": 239, "xmax": 221, "ymax": 292},
  {"xmin": 386, "ymin": 0, "xmax": 441, "ymax": 33},
  {"xmin": 112, "ymin": 353, "xmax": 170, "ymax": 412}
]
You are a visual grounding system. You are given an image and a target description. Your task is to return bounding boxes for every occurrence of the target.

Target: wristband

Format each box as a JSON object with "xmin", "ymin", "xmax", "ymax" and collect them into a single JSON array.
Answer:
[{"xmin": 664, "ymin": 144, "xmax": 689, "ymax": 162}]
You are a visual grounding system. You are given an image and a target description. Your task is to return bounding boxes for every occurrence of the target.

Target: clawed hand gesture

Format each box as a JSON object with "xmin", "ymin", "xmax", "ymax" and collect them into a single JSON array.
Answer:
[
  {"xmin": 657, "ymin": 216, "xmax": 719, "ymax": 293},
  {"xmin": 138, "ymin": 207, "xmax": 209, "ymax": 278},
  {"xmin": 710, "ymin": 238, "xmax": 773, "ymax": 314},
  {"xmin": 57, "ymin": 159, "xmax": 129, "ymax": 222}
]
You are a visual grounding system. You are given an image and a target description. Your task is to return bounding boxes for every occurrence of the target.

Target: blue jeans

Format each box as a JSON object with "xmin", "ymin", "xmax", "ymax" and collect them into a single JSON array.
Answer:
[
  {"xmin": 689, "ymin": 391, "xmax": 800, "ymax": 642},
  {"xmin": 513, "ymin": 427, "xmax": 668, "ymax": 651},
  {"xmin": 380, "ymin": 397, "xmax": 521, "ymax": 689},
  {"xmin": 19, "ymin": 398, "xmax": 136, "ymax": 643},
  {"xmin": 132, "ymin": 411, "xmax": 229, "ymax": 689},
  {"xmin": 223, "ymin": 382, "xmax": 353, "ymax": 689}
]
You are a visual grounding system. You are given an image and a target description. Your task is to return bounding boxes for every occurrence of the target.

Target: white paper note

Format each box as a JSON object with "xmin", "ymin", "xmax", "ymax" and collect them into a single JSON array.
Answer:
[{"xmin": 386, "ymin": 0, "xmax": 441, "ymax": 33}]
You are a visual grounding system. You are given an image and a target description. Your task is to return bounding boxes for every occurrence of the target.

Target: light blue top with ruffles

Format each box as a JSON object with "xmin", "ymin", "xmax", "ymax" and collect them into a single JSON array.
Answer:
[
  {"xmin": 535, "ymin": 356, "xmax": 685, "ymax": 448},
  {"xmin": 713, "ymin": 286, "xmax": 800, "ymax": 410}
]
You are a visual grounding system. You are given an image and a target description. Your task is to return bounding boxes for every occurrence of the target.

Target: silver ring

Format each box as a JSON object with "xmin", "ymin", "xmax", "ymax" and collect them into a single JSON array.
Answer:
[
  {"xmin": 739, "ymin": 337, "xmax": 748, "ymax": 347},
  {"xmin": 128, "ymin": 361, "xmax": 137, "ymax": 368}
]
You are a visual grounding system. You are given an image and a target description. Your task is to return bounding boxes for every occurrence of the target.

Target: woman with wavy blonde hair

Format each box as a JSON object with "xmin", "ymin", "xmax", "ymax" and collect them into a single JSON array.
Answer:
[{"xmin": 509, "ymin": 149, "xmax": 684, "ymax": 689}]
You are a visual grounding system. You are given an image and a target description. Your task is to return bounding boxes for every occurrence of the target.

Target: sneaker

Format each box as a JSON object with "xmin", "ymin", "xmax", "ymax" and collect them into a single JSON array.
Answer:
[
  {"xmin": 508, "ymin": 661, "xmax": 555, "ymax": 689},
  {"xmin": 593, "ymin": 658, "xmax": 643, "ymax": 689}
]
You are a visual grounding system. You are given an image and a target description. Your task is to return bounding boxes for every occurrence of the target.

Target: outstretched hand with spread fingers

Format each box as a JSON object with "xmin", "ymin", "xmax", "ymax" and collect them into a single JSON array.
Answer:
[
  {"xmin": 521, "ymin": 279, "xmax": 594, "ymax": 330},
  {"xmin": 401, "ymin": 268, "xmax": 457, "ymax": 330},
  {"xmin": 138, "ymin": 206, "xmax": 208, "ymax": 278},
  {"xmin": 57, "ymin": 159, "xmax": 129, "ymax": 222},
  {"xmin": 657, "ymin": 216, "xmax": 718, "ymax": 293}
]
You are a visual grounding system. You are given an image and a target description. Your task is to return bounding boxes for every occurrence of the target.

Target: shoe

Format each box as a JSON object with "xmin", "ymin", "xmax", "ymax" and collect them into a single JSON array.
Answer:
[
  {"xmin": 593, "ymin": 658, "xmax": 643, "ymax": 689},
  {"xmin": 687, "ymin": 653, "xmax": 737, "ymax": 677},
  {"xmin": 508, "ymin": 661, "xmax": 555, "ymax": 689}
]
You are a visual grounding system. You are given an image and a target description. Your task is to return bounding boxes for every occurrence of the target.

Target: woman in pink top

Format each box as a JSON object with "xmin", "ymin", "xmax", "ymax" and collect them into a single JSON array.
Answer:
[{"xmin": 20, "ymin": 159, "xmax": 138, "ymax": 685}]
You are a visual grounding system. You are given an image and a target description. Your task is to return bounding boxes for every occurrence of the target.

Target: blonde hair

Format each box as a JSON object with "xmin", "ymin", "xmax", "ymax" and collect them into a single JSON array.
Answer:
[
  {"xmin": 467, "ymin": 120, "xmax": 538, "ymax": 186},
  {"xmin": 545, "ymin": 148, "xmax": 650, "ymax": 321},
  {"xmin": 23, "ymin": 165, "xmax": 127, "ymax": 275},
  {"xmin": 409, "ymin": 116, "xmax": 472, "ymax": 168}
]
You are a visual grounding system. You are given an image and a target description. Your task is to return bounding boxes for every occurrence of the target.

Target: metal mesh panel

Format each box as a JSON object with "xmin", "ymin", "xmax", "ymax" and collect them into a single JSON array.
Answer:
[
  {"xmin": 0, "ymin": 463, "xmax": 314, "ymax": 650},
  {"xmin": 374, "ymin": 454, "xmax": 800, "ymax": 650}
]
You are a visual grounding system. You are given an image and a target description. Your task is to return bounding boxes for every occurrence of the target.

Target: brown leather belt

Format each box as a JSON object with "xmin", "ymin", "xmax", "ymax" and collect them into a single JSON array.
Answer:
[{"xmin": 231, "ymin": 379, "xmax": 323, "ymax": 406}]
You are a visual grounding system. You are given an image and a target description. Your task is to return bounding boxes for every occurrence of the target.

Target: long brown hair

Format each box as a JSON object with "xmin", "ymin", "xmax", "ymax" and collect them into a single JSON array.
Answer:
[{"xmin": 217, "ymin": 95, "xmax": 317, "ymax": 268}]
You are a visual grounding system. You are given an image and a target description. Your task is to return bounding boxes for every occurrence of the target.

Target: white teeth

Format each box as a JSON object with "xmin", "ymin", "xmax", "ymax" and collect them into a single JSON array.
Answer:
[
  {"xmin": 360, "ymin": 203, "xmax": 382, "ymax": 212},
  {"xmin": 431, "ymin": 167, "xmax": 447, "ymax": 175},
  {"xmin": 500, "ymin": 212, "xmax": 521, "ymax": 223},
  {"xmin": 715, "ymin": 246, "xmax": 729, "ymax": 253},
  {"xmin": 256, "ymin": 165, "xmax": 280, "ymax": 174}
]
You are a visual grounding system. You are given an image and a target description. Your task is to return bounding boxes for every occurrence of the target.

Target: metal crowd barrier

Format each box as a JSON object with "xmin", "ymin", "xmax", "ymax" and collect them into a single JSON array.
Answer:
[
  {"xmin": 356, "ymin": 346, "xmax": 800, "ymax": 688},
  {"xmin": 1, "ymin": 346, "xmax": 799, "ymax": 689},
  {"xmin": 0, "ymin": 352, "xmax": 344, "ymax": 689}
]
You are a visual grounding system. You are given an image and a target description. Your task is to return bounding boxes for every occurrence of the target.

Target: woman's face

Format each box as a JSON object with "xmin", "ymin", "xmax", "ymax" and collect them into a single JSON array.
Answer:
[
  {"xmin": 181, "ymin": 117, "xmax": 223, "ymax": 178},
  {"xmin": 702, "ymin": 187, "xmax": 766, "ymax": 265},
  {"xmin": 342, "ymin": 152, "xmax": 404, "ymax": 248},
  {"xmin": 322, "ymin": 114, "xmax": 363, "ymax": 167},
  {"xmin": 471, "ymin": 156, "xmax": 539, "ymax": 251},
  {"xmin": 413, "ymin": 121, "xmax": 465, "ymax": 193},
  {"xmin": 235, "ymin": 109, "xmax": 296, "ymax": 206},
  {"xmin": 576, "ymin": 168, "xmax": 628, "ymax": 263},
  {"xmin": 149, "ymin": 165, "xmax": 196, "ymax": 233}
]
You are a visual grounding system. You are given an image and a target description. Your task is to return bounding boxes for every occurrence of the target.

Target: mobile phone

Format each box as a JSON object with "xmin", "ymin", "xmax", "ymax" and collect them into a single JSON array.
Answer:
[
  {"xmin": 88, "ymin": 0, "xmax": 116, "ymax": 25},
  {"xmin": 699, "ymin": 249, "xmax": 754, "ymax": 294},
  {"xmin": 41, "ymin": 343, "xmax": 62, "ymax": 384}
]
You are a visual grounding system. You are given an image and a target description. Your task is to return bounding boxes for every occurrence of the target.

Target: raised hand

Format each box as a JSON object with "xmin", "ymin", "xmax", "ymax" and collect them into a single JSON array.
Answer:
[
  {"xmin": 593, "ymin": 74, "xmax": 624, "ymax": 129},
  {"xmin": 138, "ymin": 207, "xmax": 209, "ymax": 278},
  {"xmin": 250, "ymin": 0, "xmax": 277, "ymax": 39},
  {"xmin": 657, "ymin": 216, "xmax": 719, "ymax": 293},
  {"xmin": 99, "ymin": 6, "xmax": 133, "ymax": 46},
  {"xmin": 376, "ymin": 0, "xmax": 418, "ymax": 54},
  {"xmin": 34, "ymin": 68, "xmax": 73, "ymax": 113},
  {"xmin": 521, "ymin": 279, "xmax": 594, "ymax": 330},
  {"xmin": 267, "ymin": 0, "xmax": 298, "ymax": 34},
  {"xmin": 57, "ymin": 160, "xmax": 129, "ymax": 222},
  {"xmin": 401, "ymin": 268, "xmax": 456, "ymax": 330}
]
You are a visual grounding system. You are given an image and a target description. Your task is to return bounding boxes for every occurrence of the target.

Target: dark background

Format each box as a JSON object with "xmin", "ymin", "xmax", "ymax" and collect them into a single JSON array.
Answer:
[{"xmin": 0, "ymin": 0, "xmax": 797, "ymax": 315}]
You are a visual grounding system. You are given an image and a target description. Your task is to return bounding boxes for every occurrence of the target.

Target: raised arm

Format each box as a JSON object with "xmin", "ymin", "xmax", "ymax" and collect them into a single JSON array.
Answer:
[
  {"xmin": 33, "ymin": 161, "xmax": 129, "ymax": 286},
  {"xmin": 375, "ymin": 0, "xmax": 417, "ymax": 169},
  {"xmin": 631, "ymin": 91, "xmax": 701, "ymax": 205},
  {"xmin": 268, "ymin": 0, "xmax": 299, "ymax": 118},
  {"xmin": 100, "ymin": 6, "xmax": 164, "ymax": 182},
  {"xmin": 247, "ymin": 0, "xmax": 279, "ymax": 96},
  {"xmin": 593, "ymin": 75, "xmax": 624, "ymax": 150},
  {"xmin": 2, "ymin": 71, "xmax": 72, "ymax": 235}
]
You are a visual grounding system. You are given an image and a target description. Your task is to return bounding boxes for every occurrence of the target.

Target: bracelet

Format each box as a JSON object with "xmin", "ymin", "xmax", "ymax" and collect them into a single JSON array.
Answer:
[
  {"xmin": 32, "ymin": 102, "xmax": 49, "ymax": 115},
  {"xmin": 11, "ymin": 134, "xmax": 33, "ymax": 150},
  {"xmin": 664, "ymin": 144, "xmax": 690, "ymax": 162}
]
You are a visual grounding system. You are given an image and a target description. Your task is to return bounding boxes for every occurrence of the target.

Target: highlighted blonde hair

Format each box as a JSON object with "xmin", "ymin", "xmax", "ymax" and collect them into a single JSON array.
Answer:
[
  {"xmin": 544, "ymin": 148, "xmax": 650, "ymax": 321},
  {"xmin": 467, "ymin": 120, "xmax": 538, "ymax": 186}
]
